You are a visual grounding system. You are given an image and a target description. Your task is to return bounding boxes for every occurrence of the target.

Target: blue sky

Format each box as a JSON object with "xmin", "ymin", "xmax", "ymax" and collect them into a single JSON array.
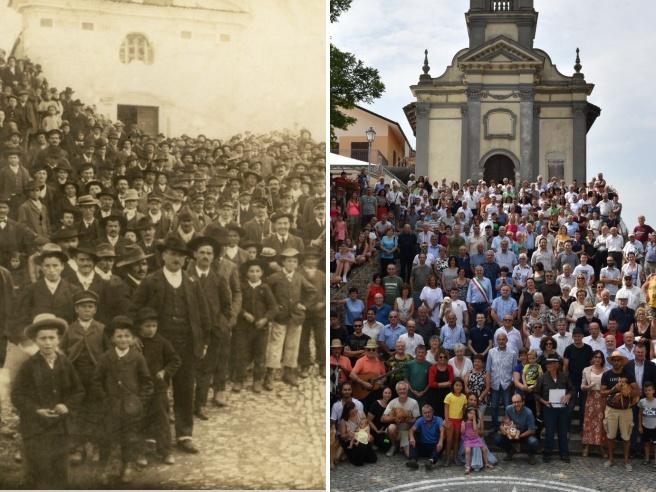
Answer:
[{"xmin": 332, "ymin": 0, "xmax": 656, "ymax": 230}]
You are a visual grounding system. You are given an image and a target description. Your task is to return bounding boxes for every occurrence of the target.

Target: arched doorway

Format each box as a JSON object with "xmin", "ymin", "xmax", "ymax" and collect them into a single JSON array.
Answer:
[{"xmin": 483, "ymin": 153, "xmax": 515, "ymax": 183}]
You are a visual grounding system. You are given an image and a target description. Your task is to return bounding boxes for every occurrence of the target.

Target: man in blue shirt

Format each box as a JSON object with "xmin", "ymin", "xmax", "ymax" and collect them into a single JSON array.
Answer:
[
  {"xmin": 372, "ymin": 293, "xmax": 392, "ymax": 324},
  {"xmin": 490, "ymin": 285, "xmax": 518, "ymax": 327},
  {"xmin": 439, "ymin": 312, "xmax": 466, "ymax": 354},
  {"xmin": 493, "ymin": 393, "xmax": 539, "ymax": 464},
  {"xmin": 407, "ymin": 404, "xmax": 445, "ymax": 470},
  {"xmin": 377, "ymin": 311, "xmax": 406, "ymax": 358}
]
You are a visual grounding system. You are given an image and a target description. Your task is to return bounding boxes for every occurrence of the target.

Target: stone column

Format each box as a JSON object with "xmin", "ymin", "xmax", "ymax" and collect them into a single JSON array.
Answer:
[
  {"xmin": 519, "ymin": 85, "xmax": 534, "ymax": 182},
  {"xmin": 466, "ymin": 85, "xmax": 482, "ymax": 180},
  {"xmin": 460, "ymin": 105, "xmax": 469, "ymax": 184},
  {"xmin": 532, "ymin": 104, "xmax": 541, "ymax": 180},
  {"xmin": 572, "ymin": 102, "xmax": 587, "ymax": 184},
  {"xmin": 415, "ymin": 102, "xmax": 430, "ymax": 178}
]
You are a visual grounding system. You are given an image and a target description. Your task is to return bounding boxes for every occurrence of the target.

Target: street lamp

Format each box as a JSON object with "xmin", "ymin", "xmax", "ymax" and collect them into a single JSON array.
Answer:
[{"xmin": 365, "ymin": 126, "xmax": 376, "ymax": 177}]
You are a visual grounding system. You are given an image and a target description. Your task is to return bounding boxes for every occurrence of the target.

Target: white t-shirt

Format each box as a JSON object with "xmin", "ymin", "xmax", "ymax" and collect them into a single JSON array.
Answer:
[{"xmin": 383, "ymin": 397, "xmax": 420, "ymax": 431}]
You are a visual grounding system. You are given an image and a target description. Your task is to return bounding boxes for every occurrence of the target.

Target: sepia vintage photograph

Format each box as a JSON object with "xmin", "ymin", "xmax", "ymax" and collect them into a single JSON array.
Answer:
[{"xmin": 0, "ymin": 0, "xmax": 326, "ymax": 489}]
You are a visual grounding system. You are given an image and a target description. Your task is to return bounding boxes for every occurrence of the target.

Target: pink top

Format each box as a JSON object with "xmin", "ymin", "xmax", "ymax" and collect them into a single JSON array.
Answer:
[{"xmin": 334, "ymin": 221, "xmax": 347, "ymax": 241}]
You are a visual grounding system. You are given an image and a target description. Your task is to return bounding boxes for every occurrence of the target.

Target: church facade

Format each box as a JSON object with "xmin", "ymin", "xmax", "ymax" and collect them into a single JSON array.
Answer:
[
  {"xmin": 9, "ymin": 0, "xmax": 325, "ymax": 139},
  {"xmin": 404, "ymin": 0, "xmax": 600, "ymax": 185}
]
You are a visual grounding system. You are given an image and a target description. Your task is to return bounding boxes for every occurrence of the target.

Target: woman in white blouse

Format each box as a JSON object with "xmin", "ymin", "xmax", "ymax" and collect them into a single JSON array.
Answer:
[{"xmin": 448, "ymin": 343, "xmax": 473, "ymax": 379}]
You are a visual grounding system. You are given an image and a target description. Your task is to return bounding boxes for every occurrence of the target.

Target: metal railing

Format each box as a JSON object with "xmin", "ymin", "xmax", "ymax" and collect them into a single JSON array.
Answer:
[{"xmin": 491, "ymin": 0, "xmax": 513, "ymax": 11}]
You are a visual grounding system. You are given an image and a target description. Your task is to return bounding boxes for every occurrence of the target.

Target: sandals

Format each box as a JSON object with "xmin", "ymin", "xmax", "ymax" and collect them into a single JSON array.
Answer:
[
  {"xmin": 485, "ymin": 464, "xmax": 494, "ymax": 470},
  {"xmin": 465, "ymin": 466, "xmax": 471, "ymax": 475}
]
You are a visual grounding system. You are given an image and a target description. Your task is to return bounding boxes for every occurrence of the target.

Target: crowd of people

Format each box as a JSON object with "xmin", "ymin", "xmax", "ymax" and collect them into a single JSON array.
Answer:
[
  {"xmin": 0, "ymin": 52, "xmax": 326, "ymax": 487},
  {"xmin": 329, "ymin": 168, "xmax": 656, "ymax": 475}
]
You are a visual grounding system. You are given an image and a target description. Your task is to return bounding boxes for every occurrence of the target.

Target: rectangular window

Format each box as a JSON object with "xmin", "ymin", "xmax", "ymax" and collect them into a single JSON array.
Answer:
[
  {"xmin": 350, "ymin": 142, "xmax": 369, "ymax": 162},
  {"xmin": 181, "ymin": 31, "xmax": 192, "ymax": 39},
  {"xmin": 81, "ymin": 22, "xmax": 94, "ymax": 30},
  {"xmin": 40, "ymin": 18, "xmax": 53, "ymax": 27}
]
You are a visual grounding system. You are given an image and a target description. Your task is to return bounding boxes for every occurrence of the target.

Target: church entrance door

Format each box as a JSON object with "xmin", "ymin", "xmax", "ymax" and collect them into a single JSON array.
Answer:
[
  {"xmin": 117, "ymin": 104, "xmax": 159, "ymax": 136},
  {"xmin": 483, "ymin": 153, "xmax": 515, "ymax": 183}
]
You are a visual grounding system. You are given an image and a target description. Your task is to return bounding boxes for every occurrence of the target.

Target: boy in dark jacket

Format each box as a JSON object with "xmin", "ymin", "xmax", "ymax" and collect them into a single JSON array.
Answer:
[
  {"xmin": 11, "ymin": 313, "xmax": 85, "ymax": 489},
  {"xmin": 92, "ymin": 315, "xmax": 153, "ymax": 484},
  {"xmin": 60, "ymin": 289, "xmax": 107, "ymax": 464},
  {"xmin": 233, "ymin": 259, "xmax": 277, "ymax": 392},
  {"xmin": 136, "ymin": 306, "xmax": 181, "ymax": 465}
]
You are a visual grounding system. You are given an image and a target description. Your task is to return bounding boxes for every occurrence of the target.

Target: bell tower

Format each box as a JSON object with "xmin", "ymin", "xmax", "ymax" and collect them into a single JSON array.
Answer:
[{"xmin": 466, "ymin": 0, "xmax": 538, "ymax": 49}]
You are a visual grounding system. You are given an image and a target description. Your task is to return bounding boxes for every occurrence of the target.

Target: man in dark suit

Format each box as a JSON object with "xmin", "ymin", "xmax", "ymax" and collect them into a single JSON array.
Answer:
[
  {"xmin": 144, "ymin": 195, "xmax": 172, "ymax": 239},
  {"xmin": 65, "ymin": 246, "xmax": 113, "ymax": 325},
  {"xmin": 242, "ymin": 199, "xmax": 271, "ymax": 244},
  {"xmin": 264, "ymin": 248, "xmax": 317, "ymax": 389},
  {"xmin": 130, "ymin": 236, "xmax": 211, "ymax": 454},
  {"xmin": 0, "ymin": 196, "xmax": 35, "ymax": 265},
  {"xmin": 114, "ymin": 244, "xmax": 152, "ymax": 314},
  {"xmin": 75, "ymin": 195, "xmax": 102, "ymax": 248},
  {"xmin": 99, "ymin": 214, "xmax": 129, "ymax": 255},
  {"xmin": 187, "ymin": 236, "xmax": 232, "ymax": 417},
  {"xmin": 261, "ymin": 213, "xmax": 304, "ymax": 270}
]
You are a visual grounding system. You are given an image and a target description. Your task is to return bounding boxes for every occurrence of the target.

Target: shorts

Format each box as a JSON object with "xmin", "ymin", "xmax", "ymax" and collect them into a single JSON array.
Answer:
[
  {"xmin": 642, "ymin": 426, "xmax": 656, "ymax": 444},
  {"xmin": 449, "ymin": 418, "xmax": 463, "ymax": 429},
  {"xmin": 604, "ymin": 406, "xmax": 633, "ymax": 441}
]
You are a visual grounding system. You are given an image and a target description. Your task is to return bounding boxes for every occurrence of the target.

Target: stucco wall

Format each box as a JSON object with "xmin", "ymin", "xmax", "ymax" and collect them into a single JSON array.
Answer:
[
  {"xmin": 427, "ymin": 108, "xmax": 462, "ymax": 182},
  {"xmin": 538, "ymin": 107, "xmax": 574, "ymax": 182},
  {"xmin": 13, "ymin": 0, "xmax": 325, "ymax": 139}
]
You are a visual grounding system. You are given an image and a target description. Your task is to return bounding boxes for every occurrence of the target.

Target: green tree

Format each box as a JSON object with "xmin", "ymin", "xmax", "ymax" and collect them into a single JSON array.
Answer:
[{"xmin": 330, "ymin": 0, "xmax": 385, "ymax": 141}]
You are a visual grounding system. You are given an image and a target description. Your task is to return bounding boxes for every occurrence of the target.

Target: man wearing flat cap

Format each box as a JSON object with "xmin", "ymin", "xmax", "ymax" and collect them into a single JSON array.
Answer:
[
  {"xmin": 130, "ymin": 235, "xmax": 211, "ymax": 454},
  {"xmin": 264, "ymin": 248, "xmax": 317, "ymax": 389}
]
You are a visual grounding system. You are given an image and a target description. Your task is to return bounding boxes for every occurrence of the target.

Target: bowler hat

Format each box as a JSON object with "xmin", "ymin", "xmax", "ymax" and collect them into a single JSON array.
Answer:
[
  {"xmin": 116, "ymin": 244, "xmax": 153, "ymax": 268},
  {"xmin": 24, "ymin": 313, "xmax": 67, "ymax": 339},
  {"xmin": 156, "ymin": 235, "xmax": 191, "ymax": 256}
]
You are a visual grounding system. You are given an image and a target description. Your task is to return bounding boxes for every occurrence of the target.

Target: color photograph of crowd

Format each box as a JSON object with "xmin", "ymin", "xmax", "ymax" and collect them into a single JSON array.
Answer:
[{"xmin": 329, "ymin": 169, "xmax": 656, "ymax": 477}]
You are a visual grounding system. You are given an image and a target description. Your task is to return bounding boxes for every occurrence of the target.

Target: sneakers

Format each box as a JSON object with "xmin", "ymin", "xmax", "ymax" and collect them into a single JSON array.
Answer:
[
  {"xmin": 625, "ymin": 463, "xmax": 633, "ymax": 471},
  {"xmin": 604, "ymin": 460, "xmax": 613, "ymax": 468},
  {"xmin": 405, "ymin": 460, "xmax": 419, "ymax": 470},
  {"xmin": 425, "ymin": 459, "xmax": 436, "ymax": 471},
  {"xmin": 385, "ymin": 446, "xmax": 396, "ymax": 458}
]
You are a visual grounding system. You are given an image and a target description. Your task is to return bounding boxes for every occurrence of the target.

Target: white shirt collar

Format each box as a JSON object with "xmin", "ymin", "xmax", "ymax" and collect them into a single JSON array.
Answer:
[
  {"xmin": 248, "ymin": 280, "xmax": 262, "ymax": 288},
  {"xmin": 115, "ymin": 346, "xmax": 129, "ymax": 358},
  {"xmin": 44, "ymin": 277, "xmax": 61, "ymax": 294},
  {"xmin": 163, "ymin": 267, "xmax": 182, "ymax": 288},
  {"xmin": 195, "ymin": 265, "xmax": 210, "ymax": 277}
]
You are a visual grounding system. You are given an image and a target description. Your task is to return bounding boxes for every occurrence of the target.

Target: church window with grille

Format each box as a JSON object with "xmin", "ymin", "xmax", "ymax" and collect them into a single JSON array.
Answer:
[{"xmin": 119, "ymin": 33, "xmax": 154, "ymax": 65}]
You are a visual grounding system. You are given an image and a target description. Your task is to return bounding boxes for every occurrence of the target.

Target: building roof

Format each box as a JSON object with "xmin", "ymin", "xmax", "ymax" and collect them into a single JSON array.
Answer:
[{"xmin": 352, "ymin": 105, "xmax": 414, "ymax": 152}]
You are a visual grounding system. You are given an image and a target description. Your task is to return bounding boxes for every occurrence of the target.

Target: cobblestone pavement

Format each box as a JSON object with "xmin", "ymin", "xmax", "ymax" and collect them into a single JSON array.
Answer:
[
  {"xmin": 0, "ymin": 366, "xmax": 325, "ymax": 490},
  {"xmin": 331, "ymin": 453, "xmax": 656, "ymax": 492}
]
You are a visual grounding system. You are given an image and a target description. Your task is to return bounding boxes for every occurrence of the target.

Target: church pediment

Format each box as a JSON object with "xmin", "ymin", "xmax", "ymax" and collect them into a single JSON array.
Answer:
[{"xmin": 458, "ymin": 36, "xmax": 543, "ymax": 70}]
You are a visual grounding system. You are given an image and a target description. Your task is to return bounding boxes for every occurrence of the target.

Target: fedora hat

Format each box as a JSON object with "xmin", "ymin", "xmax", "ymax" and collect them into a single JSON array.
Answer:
[
  {"xmin": 116, "ymin": 244, "xmax": 153, "ymax": 268},
  {"xmin": 95, "ymin": 243, "xmax": 117, "ymax": 258},
  {"xmin": 608, "ymin": 350, "xmax": 629, "ymax": 366},
  {"xmin": 70, "ymin": 245, "xmax": 99, "ymax": 261},
  {"xmin": 77, "ymin": 195, "xmax": 99, "ymax": 207},
  {"xmin": 364, "ymin": 339, "xmax": 378, "ymax": 350},
  {"xmin": 36, "ymin": 243, "xmax": 68, "ymax": 264},
  {"xmin": 203, "ymin": 224, "xmax": 231, "ymax": 246},
  {"xmin": 24, "ymin": 313, "xmax": 68, "ymax": 339},
  {"xmin": 156, "ymin": 235, "xmax": 191, "ymax": 256},
  {"xmin": 330, "ymin": 339, "xmax": 344, "ymax": 349}
]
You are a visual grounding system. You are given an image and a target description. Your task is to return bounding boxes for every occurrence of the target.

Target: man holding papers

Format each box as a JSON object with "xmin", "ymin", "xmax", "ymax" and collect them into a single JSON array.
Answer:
[{"xmin": 535, "ymin": 356, "xmax": 573, "ymax": 463}]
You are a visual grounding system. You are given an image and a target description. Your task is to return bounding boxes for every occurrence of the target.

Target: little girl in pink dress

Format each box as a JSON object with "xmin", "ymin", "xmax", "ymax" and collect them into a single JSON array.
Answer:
[{"xmin": 461, "ymin": 406, "xmax": 493, "ymax": 474}]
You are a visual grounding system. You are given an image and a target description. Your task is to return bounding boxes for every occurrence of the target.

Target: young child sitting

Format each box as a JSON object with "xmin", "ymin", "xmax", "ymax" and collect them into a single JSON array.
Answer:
[
  {"xmin": 11, "ymin": 314, "xmax": 85, "ymax": 489},
  {"xmin": 136, "ymin": 307, "xmax": 181, "ymax": 466},
  {"xmin": 500, "ymin": 415, "xmax": 520, "ymax": 440},
  {"xmin": 461, "ymin": 406, "xmax": 493, "ymax": 474},
  {"xmin": 92, "ymin": 315, "xmax": 154, "ymax": 485},
  {"xmin": 60, "ymin": 289, "xmax": 107, "ymax": 465}
]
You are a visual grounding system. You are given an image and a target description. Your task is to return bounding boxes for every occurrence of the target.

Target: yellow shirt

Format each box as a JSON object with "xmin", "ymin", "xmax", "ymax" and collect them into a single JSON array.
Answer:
[{"xmin": 444, "ymin": 392, "xmax": 467, "ymax": 420}]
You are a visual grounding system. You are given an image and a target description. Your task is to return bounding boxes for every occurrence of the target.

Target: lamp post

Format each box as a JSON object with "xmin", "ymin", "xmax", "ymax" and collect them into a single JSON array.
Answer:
[{"xmin": 365, "ymin": 126, "xmax": 376, "ymax": 179}]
